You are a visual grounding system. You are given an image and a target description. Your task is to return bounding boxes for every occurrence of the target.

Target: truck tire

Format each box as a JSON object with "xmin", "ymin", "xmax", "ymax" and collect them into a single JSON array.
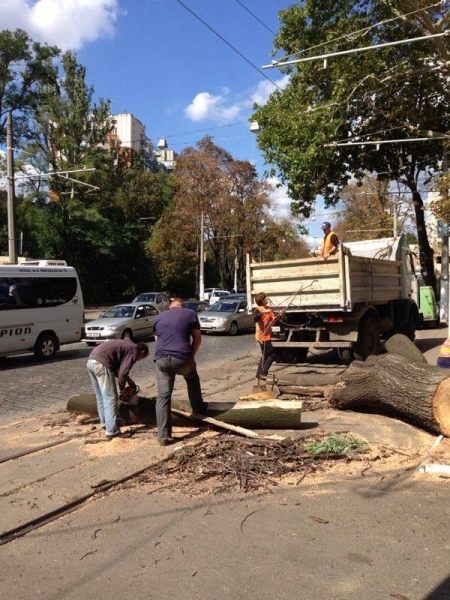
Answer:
[
  {"xmin": 34, "ymin": 333, "xmax": 58, "ymax": 360},
  {"xmin": 354, "ymin": 317, "xmax": 380, "ymax": 361},
  {"xmin": 395, "ymin": 309, "xmax": 418, "ymax": 341}
]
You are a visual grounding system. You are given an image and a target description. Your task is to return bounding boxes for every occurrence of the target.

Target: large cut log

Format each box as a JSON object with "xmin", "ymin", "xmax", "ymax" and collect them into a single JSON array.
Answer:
[
  {"xmin": 329, "ymin": 353, "xmax": 450, "ymax": 436},
  {"xmin": 385, "ymin": 333, "xmax": 428, "ymax": 364},
  {"xmin": 66, "ymin": 395, "xmax": 303, "ymax": 429},
  {"xmin": 171, "ymin": 408, "xmax": 284, "ymax": 441},
  {"xmin": 66, "ymin": 394, "xmax": 191, "ymax": 426}
]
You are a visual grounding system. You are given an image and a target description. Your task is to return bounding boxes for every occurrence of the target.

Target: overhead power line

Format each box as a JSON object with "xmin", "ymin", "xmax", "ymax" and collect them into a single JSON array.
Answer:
[
  {"xmin": 326, "ymin": 136, "xmax": 449, "ymax": 147},
  {"xmin": 175, "ymin": 0, "xmax": 282, "ymax": 91},
  {"xmin": 275, "ymin": 0, "xmax": 445, "ymax": 64},
  {"xmin": 264, "ymin": 31, "xmax": 448, "ymax": 68},
  {"xmin": 234, "ymin": 0, "xmax": 276, "ymax": 36}
]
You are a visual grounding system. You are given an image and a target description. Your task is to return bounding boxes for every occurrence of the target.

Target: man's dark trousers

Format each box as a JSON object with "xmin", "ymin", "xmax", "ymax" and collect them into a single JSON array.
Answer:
[{"xmin": 155, "ymin": 356, "xmax": 206, "ymax": 438}]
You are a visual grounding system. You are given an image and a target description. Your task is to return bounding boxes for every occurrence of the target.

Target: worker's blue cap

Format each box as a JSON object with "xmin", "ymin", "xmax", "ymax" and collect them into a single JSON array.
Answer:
[{"xmin": 321, "ymin": 222, "xmax": 331, "ymax": 229}]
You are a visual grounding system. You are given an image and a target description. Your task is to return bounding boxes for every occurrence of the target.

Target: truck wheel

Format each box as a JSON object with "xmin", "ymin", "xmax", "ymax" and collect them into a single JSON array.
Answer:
[
  {"xmin": 34, "ymin": 334, "xmax": 58, "ymax": 360},
  {"xmin": 229, "ymin": 321, "xmax": 239, "ymax": 336},
  {"xmin": 354, "ymin": 317, "xmax": 380, "ymax": 360},
  {"xmin": 395, "ymin": 309, "xmax": 418, "ymax": 341}
]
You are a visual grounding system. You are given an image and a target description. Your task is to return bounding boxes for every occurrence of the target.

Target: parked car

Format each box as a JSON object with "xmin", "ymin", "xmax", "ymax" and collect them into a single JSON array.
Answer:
[
  {"xmin": 225, "ymin": 293, "xmax": 247, "ymax": 301},
  {"xmin": 132, "ymin": 292, "xmax": 170, "ymax": 312},
  {"xmin": 208, "ymin": 289, "xmax": 230, "ymax": 305},
  {"xmin": 199, "ymin": 299, "xmax": 254, "ymax": 335},
  {"xmin": 84, "ymin": 302, "xmax": 160, "ymax": 345},
  {"xmin": 203, "ymin": 288, "xmax": 215, "ymax": 301},
  {"xmin": 183, "ymin": 300, "xmax": 209, "ymax": 312}
]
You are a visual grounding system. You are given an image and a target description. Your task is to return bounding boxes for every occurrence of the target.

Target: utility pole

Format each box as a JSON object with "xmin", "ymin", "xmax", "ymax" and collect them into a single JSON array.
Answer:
[
  {"xmin": 199, "ymin": 211, "xmax": 205, "ymax": 301},
  {"xmin": 6, "ymin": 113, "xmax": 17, "ymax": 263}
]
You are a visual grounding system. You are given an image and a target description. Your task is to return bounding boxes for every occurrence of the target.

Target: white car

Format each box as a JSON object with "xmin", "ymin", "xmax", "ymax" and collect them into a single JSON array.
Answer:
[{"xmin": 208, "ymin": 289, "xmax": 230, "ymax": 305}]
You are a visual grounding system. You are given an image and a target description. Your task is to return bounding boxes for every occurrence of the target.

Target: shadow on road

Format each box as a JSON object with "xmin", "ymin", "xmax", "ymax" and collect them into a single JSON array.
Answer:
[
  {"xmin": 0, "ymin": 344, "xmax": 92, "ymax": 371},
  {"xmin": 423, "ymin": 575, "xmax": 450, "ymax": 599}
]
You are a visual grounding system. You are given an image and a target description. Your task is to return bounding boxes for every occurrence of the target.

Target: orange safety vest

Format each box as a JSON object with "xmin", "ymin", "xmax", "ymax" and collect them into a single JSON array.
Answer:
[
  {"xmin": 321, "ymin": 231, "xmax": 338, "ymax": 256},
  {"xmin": 438, "ymin": 338, "xmax": 450, "ymax": 359},
  {"xmin": 255, "ymin": 305, "xmax": 276, "ymax": 342}
]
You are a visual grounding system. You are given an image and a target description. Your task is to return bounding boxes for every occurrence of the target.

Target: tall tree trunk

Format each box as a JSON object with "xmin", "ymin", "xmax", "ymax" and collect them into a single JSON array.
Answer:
[{"xmin": 408, "ymin": 181, "xmax": 437, "ymax": 294}]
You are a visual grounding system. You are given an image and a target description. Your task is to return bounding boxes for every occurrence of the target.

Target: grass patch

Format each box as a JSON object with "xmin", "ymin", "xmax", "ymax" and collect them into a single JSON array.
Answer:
[{"xmin": 304, "ymin": 433, "xmax": 368, "ymax": 455}]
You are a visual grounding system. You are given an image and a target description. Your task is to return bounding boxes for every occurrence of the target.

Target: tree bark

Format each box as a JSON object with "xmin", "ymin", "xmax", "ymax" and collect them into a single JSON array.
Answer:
[
  {"xmin": 329, "ymin": 354, "xmax": 450, "ymax": 435},
  {"xmin": 66, "ymin": 395, "xmax": 303, "ymax": 429},
  {"xmin": 384, "ymin": 333, "xmax": 428, "ymax": 364}
]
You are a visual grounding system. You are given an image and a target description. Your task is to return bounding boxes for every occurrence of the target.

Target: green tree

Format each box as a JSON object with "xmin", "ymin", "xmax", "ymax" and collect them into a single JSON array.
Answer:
[
  {"xmin": 0, "ymin": 29, "xmax": 59, "ymax": 141},
  {"xmin": 252, "ymin": 0, "xmax": 449, "ymax": 292},
  {"xmin": 165, "ymin": 137, "xmax": 279, "ymax": 292},
  {"xmin": 429, "ymin": 172, "xmax": 450, "ymax": 225},
  {"xmin": 334, "ymin": 175, "xmax": 415, "ymax": 242}
]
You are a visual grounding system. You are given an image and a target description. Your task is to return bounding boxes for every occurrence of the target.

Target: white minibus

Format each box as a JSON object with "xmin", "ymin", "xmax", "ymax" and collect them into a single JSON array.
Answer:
[{"xmin": 0, "ymin": 260, "xmax": 84, "ymax": 359}]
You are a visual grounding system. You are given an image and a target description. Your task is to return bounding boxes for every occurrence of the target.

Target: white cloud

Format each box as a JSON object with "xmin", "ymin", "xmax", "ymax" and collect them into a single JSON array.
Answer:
[
  {"xmin": 184, "ymin": 74, "xmax": 290, "ymax": 125},
  {"xmin": 250, "ymin": 75, "xmax": 290, "ymax": 106},
  {"xmin": 0, "ymin": 0, "xmax": 121, "ymax": 51},
  {"xmin": 266, "ymin": 176, "xmax": 291, "ymax": 219},
  {"xmin": 184, "ymin": 91, "xmax": 241, "ymax": 124}
]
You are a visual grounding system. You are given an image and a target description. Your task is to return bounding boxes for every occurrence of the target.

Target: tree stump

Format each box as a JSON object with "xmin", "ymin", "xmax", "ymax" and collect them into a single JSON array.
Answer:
[{"xmin": 329, "ymin": 354, "xmax": 450, "ymax": 435}]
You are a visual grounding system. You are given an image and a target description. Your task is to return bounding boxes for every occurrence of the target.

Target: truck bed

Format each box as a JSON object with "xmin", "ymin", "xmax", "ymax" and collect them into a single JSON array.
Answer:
[{"xmin": 247, "ymin": 246, "xmax": 403, "ymax": 312}]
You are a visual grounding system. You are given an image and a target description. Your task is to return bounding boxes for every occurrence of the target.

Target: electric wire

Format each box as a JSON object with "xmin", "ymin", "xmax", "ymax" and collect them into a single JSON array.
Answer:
[
  {"xmin": 174, "ymin": 0, "xmax": 283, "ymax": 91},
  {"xmin": 277, "ymin": 1, "xmax": 445, "ymax": 63},
  {"xmin": 234, "ymin": 0, "xmax": 276, "ymax": 36}
]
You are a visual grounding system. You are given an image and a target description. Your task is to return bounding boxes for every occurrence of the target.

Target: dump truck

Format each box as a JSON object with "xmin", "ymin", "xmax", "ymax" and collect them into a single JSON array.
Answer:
[{"xmin": 246, "ymin": 236, "xmax": 425, "ymax": 362}]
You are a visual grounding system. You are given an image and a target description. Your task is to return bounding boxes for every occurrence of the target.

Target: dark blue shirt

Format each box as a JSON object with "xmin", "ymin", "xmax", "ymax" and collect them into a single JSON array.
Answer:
[
  {"xmin": 153, "ymin": 307, "xmax": 200, "ymax": 361},
  {"xmin": 89, "ymin": 339, "xmax": 138, "ymax": 387}
]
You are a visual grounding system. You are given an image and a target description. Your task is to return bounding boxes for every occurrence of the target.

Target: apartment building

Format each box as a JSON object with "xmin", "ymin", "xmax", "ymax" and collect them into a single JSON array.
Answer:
[{"xmin": 108, "ymin": 113, "xmax": 177, "ymax": 172}]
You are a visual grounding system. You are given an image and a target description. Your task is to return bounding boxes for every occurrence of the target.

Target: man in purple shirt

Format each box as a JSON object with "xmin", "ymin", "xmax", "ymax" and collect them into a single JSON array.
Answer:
[
  {"xmin": 153, "ymin": 298, "xmax": 207, "ymax": 446},
  {"xmin": 87, "ymin": 339, "xmax": 149, "ymax": 440}
]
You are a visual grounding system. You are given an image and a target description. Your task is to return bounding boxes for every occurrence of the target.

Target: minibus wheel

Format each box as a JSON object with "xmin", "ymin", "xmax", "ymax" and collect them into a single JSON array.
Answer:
[{"xmin": 34, "ymin": 334, "xmax": 58, "ymax": 360}]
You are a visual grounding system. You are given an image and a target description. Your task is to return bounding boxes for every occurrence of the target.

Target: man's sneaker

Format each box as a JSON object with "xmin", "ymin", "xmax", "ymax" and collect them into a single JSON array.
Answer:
[{"xmin": 158, "ymin": 437, "xmax": 175, "ymax": 447}]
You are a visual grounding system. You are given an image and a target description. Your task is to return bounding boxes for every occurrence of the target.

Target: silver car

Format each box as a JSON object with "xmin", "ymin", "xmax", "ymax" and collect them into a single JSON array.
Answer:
[
  {"xmin": 199, "ymin": 299, "xmax": 254, "ymax": 336},
  {"xmin": 132, "ymin": 292, "xmax": 170, "ymax": 312},
  {"xmin": 84, "ymin": 302, "xmax": 160, "ymax": 345}
]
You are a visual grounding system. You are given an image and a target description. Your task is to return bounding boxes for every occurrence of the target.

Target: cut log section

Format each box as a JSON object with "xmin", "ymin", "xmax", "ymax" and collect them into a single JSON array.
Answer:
[
  {"xmin": 384, "ymin": 333, "xmax": 428, "ymax": 364},
  {"xmin": 66, "ymin": 395, "xmax": 303, "ymax": 429},
  {"xmin": 170, "ymin": 408, "xmax": 285, "ymax": 441},
  {"xmin": 329, "ymin": 353, "xmax": 450, "ymax": 436}
]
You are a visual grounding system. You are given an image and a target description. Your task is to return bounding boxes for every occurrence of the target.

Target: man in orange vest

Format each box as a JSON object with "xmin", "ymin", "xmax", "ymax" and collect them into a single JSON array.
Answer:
[
  {"xmin": 254, "ymin": 292, "xmax": 282, "ymax": 381},
  {"xmin": 320, "ymin": 222, "xmax": 339, "ymax": 260},
  {"xmin": 437, "ymin": 337, "xmax": 450, "ymax": 368}
]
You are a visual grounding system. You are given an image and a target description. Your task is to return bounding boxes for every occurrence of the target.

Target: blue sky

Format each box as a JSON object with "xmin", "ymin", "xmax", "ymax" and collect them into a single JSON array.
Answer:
[{"xmin": 1, "ymin": 0, "xmax": 334, "ymax": 244}]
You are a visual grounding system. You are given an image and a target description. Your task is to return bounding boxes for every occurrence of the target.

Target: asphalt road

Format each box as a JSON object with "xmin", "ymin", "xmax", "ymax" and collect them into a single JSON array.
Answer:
[
  {"xmin": 1, "ymin": 324, "xmax": 446, "ymax": 424},
  {"xmin": 1, "ymin": 327, "xmax": 450, "ymax": 600},
  {"xmin": 0, "ymin": 331, "xmax": 258, "ymax": 423}
]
